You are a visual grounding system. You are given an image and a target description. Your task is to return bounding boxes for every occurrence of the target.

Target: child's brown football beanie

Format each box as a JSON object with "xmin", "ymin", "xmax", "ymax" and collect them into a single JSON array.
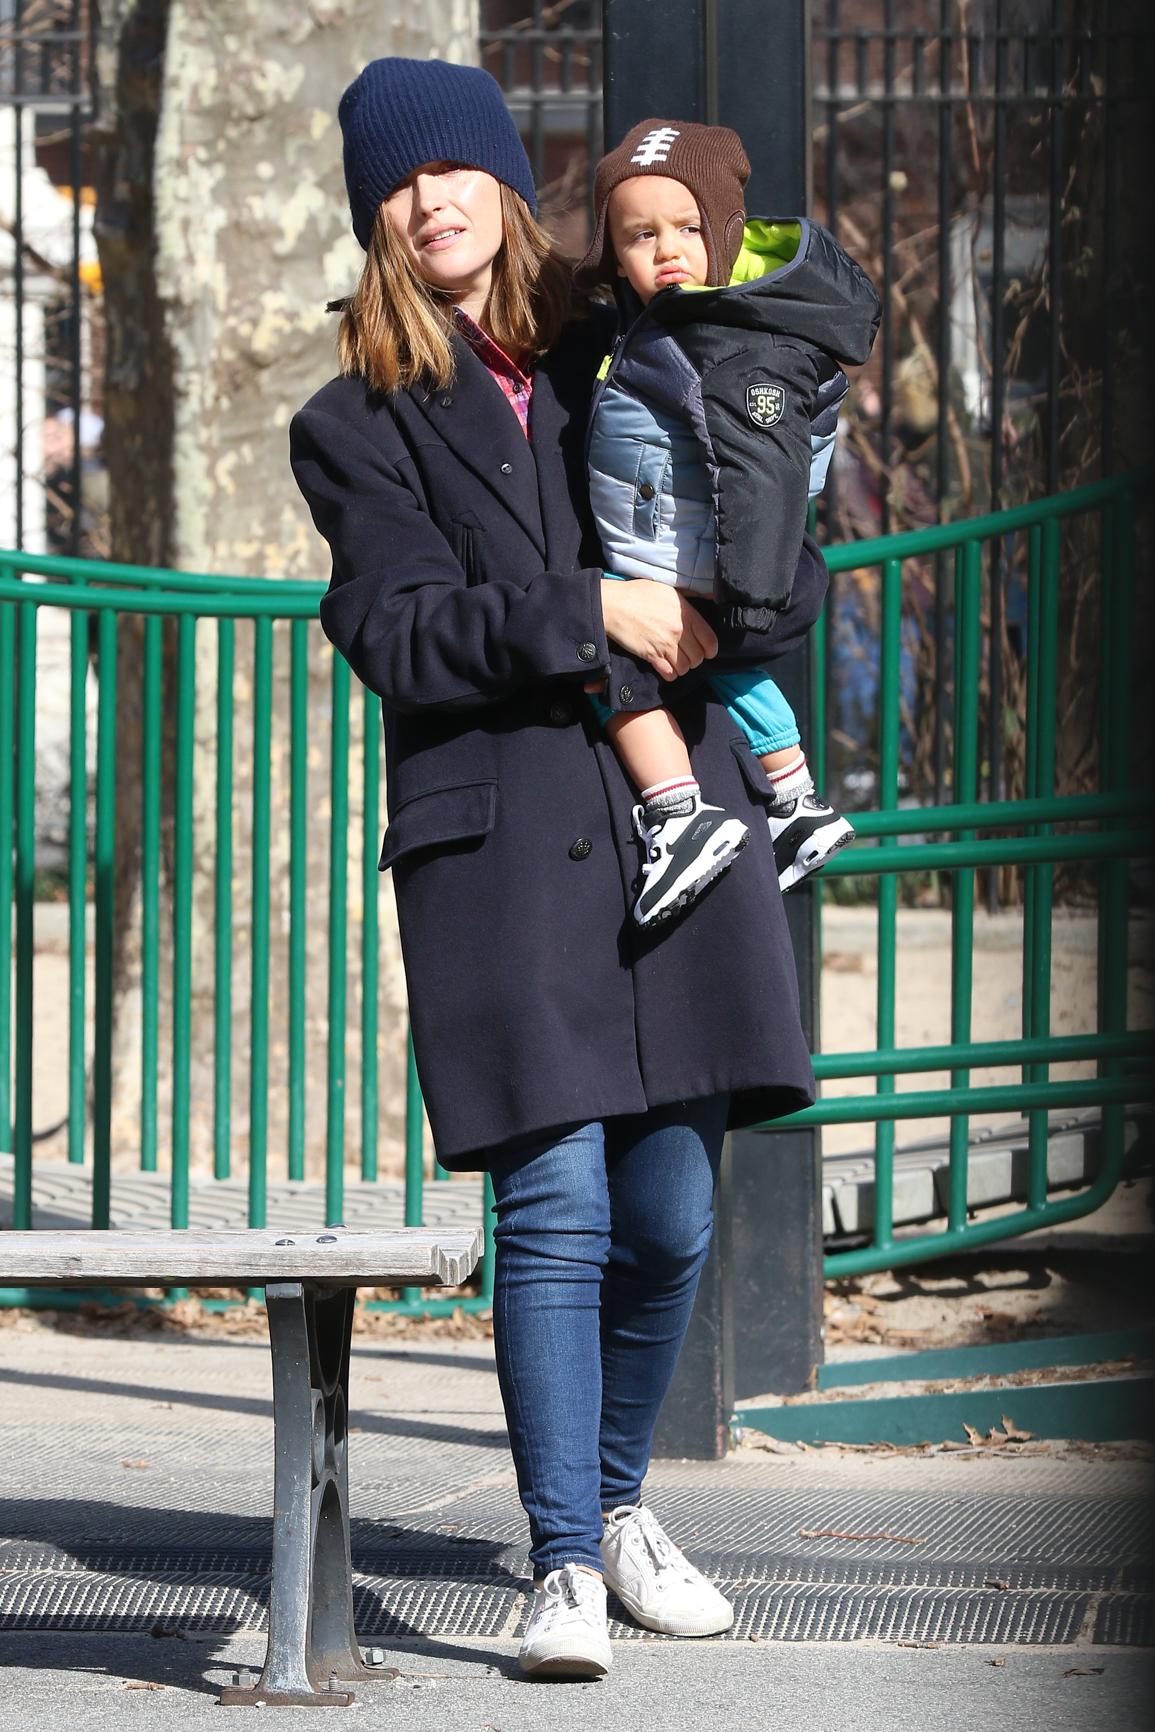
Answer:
[{"xmin": 575, "ymin": 118, "xmax": 750, "ymax": 291}]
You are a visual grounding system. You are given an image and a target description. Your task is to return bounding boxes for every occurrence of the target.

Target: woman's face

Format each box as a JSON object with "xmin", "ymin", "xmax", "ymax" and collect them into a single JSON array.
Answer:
[{"xmin": 383, "ymin": 162, "xmax": 505, "ymax": 318}]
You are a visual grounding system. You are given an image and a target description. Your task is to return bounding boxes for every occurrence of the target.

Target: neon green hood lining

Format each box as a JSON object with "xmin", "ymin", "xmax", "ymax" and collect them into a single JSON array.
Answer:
[
  {"xmin": 728, "ymin": 219, "xmax": 803, "ymax": 284},
  {"xmin": 675, "ymin": 219, "xmax": 803, "ymax": 292}
]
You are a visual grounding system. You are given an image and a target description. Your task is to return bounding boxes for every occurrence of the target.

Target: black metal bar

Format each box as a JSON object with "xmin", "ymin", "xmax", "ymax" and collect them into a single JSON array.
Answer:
[
  {"xmin": 1102, "ymin": 6, "xmax": 1116, "ymax": 473},
  {"xmin": 603, "ymin": 0, "xmax": 700, "ymax": 127},
  {"xmin": 933, "ymin": 0, "xmax": 952, "ymax": 807},
  {"xmin": 986, "ymin": 0, "xmax": 1008, "ymax": 910},
  {"xmin": 68, "ymin": 0, "xmax": 83, "ymax": 557},
  {"xmin": 820, "ymin": 0, "xmax": 839, "ymax": 772},
  {"xmin": 703, "ymin": 0, "xmax": 719, "ymax": 123},
  {"xmin": 1046, "ymin": 0, "xmax": 1062, "ymax": 495},
  {"xmin": 879, "ymin": 0, "xmax": 894, "ymax": 535},
  {"xmin": 602, "ymin": 0, "xmax": 825, "ymax": 1458},
  {"xmin": 13, "ymin": 0, "xmax": 25, "ymax": 552},
  {"xmin": 530, "ymin": 0, "xmax": 546, "ymax": 186}
]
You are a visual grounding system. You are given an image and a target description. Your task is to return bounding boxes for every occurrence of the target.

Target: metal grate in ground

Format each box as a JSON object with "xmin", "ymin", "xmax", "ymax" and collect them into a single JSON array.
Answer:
[{"xmin": 2, "ymin": 1483, "xmax": 1150, "ymax": 1646}]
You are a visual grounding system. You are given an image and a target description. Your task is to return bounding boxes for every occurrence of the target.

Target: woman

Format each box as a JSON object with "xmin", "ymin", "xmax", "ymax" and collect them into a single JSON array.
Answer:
[{"xmin": 291, "ymin": 57, "xmax": 822, "ymax": 1681}]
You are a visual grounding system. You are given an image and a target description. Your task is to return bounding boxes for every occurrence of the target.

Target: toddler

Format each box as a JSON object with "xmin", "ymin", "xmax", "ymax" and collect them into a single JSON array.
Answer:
[{"xmin": 577, "ymin": 119, "xmax": 880, "ymax": 926}]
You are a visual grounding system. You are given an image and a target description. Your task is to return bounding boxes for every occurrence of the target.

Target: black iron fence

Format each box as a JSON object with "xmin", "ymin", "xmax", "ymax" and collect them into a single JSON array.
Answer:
[
  {"xmin": 483, "ymin": 0, "xmax": 1151, "ymax": 860},
  {"xmin": 4, "ymin": 5, "xmax": 1149, "ymax": 863},
  {"xmin": 1, "ymin": 0, "xmax": 99, "ymax": 562},
  {"xmin": 810, "ymin": 0, "xmax": 1151, "ymax": 823}
]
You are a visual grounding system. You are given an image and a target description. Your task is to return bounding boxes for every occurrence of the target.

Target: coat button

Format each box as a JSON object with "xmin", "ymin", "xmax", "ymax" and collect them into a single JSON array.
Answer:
[
  {"xmin": 577, "ymin": 642, "xmax": 598, "ymax": 662},
  {"xmin": 440, "ymin": 395, "xmax": 454, "ymax": 408},
  {"xmin": 499, "ymin": 461, "xmax": 513, "ymax": 475},
  {"xmin": 548, "ymin": 700, "xmax": 573, "ymax": 726},
  {"xmin": 618, "ymin": 683, "xmax": 633, "ymax": 703},
  {"xmin": 637, "ymin": 481, "xmax": 656, "ymax": 500},
  {"xmin": 569, "ymin": 837, "xmax": 592, "ymax": 861}
]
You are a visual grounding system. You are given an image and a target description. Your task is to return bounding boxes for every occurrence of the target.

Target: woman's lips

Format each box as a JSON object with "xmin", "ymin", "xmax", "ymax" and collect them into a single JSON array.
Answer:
[{"xmin": 421, "ymin": 228, "xmax": 466, "ymax": 252}]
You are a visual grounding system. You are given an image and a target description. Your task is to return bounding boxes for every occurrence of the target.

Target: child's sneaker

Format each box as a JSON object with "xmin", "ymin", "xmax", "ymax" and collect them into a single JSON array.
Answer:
[
  {"xmin": 632, "ymin": 796, "xmax": 749, "ymax": 926},
  {"xmin": 518, "ymin": 1563, "xmax": 612, "ymax": 1679},
  {"xmin": 769, "ymin": 793, "xmax": 855, "ymax": 892}
]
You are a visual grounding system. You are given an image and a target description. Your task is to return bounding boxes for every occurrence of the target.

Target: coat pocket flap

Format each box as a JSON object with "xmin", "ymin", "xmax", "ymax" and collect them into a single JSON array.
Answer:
[
  {"xmin": 378, "ymin": 780, "xmax": 497, "ymax": 872},
  {"xmin": 729, "ymin": 734, "xmax": 776, "ymax": 802}
]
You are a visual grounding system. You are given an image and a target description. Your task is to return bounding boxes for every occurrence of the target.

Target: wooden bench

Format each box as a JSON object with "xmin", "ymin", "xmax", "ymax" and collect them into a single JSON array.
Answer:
[{"xmin": 0, "ymin": 1226, "xmax": 482, "ymax": 1707}]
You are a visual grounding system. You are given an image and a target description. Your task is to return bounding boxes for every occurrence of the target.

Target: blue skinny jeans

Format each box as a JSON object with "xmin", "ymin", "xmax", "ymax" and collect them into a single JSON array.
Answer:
[{"xmin": 488, "ymin": 1095, "xmax": 729, "ymax": 1579}]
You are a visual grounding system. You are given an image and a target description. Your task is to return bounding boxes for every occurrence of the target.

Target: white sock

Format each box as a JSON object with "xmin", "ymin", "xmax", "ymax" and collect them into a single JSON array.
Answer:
[
  {"xmin": 766, "ymin": 751, "xmax": 813, "ymax": 811},
  {"xmin": 641, "ymin": 776, "xmax": 699, "ymax": 819}
]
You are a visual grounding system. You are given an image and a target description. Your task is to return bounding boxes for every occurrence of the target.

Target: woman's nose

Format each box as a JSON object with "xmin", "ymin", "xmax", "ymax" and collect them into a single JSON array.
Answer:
[{"xmin": 412, "ymin": 174, "xmax": 446, "ymax": 212}]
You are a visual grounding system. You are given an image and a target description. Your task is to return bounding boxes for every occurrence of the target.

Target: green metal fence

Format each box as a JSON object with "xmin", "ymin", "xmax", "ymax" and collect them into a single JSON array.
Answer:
[
  {"xmin": 806, "ymin": 473, "xmax": 1154, "ymax": 1272},
  {"xmin": 1, "ymin": 474, "xmax": 1152, "ymax": 1305}
]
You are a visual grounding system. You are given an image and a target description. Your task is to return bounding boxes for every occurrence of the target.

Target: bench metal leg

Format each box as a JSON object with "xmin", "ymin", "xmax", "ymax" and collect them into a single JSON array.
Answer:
[{"xmin": 219, "ymin": 1281, "xmax": 386, "ymax": 1708}]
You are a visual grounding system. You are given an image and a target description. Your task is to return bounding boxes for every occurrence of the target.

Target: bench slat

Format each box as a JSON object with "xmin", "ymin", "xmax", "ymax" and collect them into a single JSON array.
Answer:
[{"xmin": 0, "ymin": 1228, "xmax": 481, "ymax": 1287}]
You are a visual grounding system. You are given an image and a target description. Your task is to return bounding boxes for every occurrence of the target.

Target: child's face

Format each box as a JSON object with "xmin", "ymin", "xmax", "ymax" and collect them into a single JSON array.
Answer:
[{"xmin": 607, "ymin": 176, "xmax": 710, "ymax": 303}]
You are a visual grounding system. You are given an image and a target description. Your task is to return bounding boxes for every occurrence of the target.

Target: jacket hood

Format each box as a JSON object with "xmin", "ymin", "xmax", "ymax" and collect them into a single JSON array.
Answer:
[{"xmin": 622, "ymin": 217, "xmax": 881, "ymax": 369}]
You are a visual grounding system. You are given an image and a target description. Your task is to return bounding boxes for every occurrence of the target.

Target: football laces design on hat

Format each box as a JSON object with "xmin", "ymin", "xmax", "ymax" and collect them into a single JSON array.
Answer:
[{"xmin": 630, "ymin": 126, "xmax": 681, "ymax": 167}]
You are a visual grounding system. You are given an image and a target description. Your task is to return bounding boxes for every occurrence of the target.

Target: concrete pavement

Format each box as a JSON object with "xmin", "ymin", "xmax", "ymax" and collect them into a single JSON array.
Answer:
[{"xmin": 0, "ymin": 1310, "xmax": 1151, "ymax": 1730}]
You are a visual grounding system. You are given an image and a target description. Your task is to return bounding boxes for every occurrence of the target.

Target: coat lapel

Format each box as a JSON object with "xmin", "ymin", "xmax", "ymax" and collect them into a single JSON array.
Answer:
[
  {"xmin": 528, "ymin": 324, "xmax": 590, "ymax": 573},
  {"xmin": 413, "ymin": 332, "xmax": 546, "ymax": 558}
]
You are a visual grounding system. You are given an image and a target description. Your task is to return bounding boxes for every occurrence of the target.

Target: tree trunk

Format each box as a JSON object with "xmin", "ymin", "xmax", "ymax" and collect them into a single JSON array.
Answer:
[{"xmin": 93, "ymin": 2, "xmax": 478, "ymax": 1187}]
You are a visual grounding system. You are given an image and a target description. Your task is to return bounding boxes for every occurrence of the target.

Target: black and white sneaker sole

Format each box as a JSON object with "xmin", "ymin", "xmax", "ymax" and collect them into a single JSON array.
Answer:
[
  {"xmin": 635, "ymin": 822, "xmax": 750, "ymax": 927},
  {"xmin": 776, "ymin": 815, "xmax": 856, "ymax": 893}
]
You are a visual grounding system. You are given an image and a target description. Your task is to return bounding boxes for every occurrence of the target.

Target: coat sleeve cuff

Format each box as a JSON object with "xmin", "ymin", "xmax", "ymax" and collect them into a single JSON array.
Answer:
[{"xmin": 603, "ymin": 650, "xmax": 663, "ymax": 713}]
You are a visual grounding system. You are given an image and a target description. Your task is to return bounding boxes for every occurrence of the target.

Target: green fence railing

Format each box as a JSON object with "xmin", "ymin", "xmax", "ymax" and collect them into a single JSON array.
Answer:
[
  {"xmin": 1, "ymin": 473, "xmax": 1152, "ymax": 1304},
  {"xmin": 803, "ymin": 473, "xmax": 1154, "ymax": 1272}
]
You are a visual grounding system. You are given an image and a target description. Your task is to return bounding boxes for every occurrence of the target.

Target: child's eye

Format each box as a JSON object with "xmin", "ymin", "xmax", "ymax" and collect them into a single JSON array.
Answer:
[{"xmin": 682, "ymin": 224, "xmax": 701, "ymax": 234}]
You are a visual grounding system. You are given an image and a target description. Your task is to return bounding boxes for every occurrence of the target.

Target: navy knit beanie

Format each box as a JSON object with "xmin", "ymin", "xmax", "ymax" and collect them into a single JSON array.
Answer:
[{"xmin": 339, "ymin": 58, "xmax": 538, "ymax": 249}]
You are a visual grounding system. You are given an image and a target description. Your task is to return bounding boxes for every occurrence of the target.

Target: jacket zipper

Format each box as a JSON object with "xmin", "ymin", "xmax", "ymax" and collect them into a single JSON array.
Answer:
[{"xmin": 584, "ymin": 297, "xmax": 663, "ymax": 467}]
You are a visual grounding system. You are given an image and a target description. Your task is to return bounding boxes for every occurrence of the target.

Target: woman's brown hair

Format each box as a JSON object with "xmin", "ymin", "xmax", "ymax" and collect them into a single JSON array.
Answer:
[{"xmin": 333, "ymin": 183, "xmax": 576, "ymax": 394}]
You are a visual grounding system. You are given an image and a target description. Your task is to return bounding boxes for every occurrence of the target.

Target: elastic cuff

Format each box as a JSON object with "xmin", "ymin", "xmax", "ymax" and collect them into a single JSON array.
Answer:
[
  {"xmin": 747, "ymin": 726, "xmax": 802, "ymax": 757},
  {"xmin": 587, "ymin": 689, "xmax": 613, "ymax": 729}
]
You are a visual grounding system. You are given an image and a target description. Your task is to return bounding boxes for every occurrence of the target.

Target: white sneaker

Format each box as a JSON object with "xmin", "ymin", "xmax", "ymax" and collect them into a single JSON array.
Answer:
[
  {"xmin": 600, "ymin": 1504, "xmax": 734, "ymax": 1636},
  {"xmin": 632, "ymin": 797, "xmax": 749, "ymax": 927},
  {"xmin": 768, "ymin": 792, "xmax": 855, "ymax": 892},
  {"xmin": 518, "ymin": 1563, "xmax": 612, "ymax": 1679}
]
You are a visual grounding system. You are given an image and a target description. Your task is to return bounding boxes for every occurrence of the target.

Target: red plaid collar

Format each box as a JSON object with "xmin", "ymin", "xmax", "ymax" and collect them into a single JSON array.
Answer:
[{"xmin": 453, "ymin": 309, "xmax": 534, "ymax": 437}]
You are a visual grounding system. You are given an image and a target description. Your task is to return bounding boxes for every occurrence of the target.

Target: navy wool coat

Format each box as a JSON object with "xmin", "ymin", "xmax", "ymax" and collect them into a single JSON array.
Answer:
[{"xmin": 289, "ymin": 310, "xmax": 821, "ymax": 1170}]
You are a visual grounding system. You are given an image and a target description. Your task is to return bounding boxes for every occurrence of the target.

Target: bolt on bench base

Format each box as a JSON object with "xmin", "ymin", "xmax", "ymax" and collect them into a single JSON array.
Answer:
[{"xmin": 217, "ymin": 1281, "xmax": 393, "ymax": 1709}]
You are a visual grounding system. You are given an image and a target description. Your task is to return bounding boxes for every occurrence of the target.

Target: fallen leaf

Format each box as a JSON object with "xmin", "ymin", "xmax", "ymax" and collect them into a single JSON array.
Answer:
[
  {"xmin": 125, "ymin": 1682, "xmax": 165, "ymax": 1691},
  {"xmin": 984, "ymin": 1578, "xmax": 1011, "ymax": 1590},
  {"xmin": 1063, "ymin": 1666, "xmax": 1105, "ymax": 1677},
  {"xmin": 148, "ymin": 1622, "xmax": 187, "ymax": 1641},
  {"xmin": 963, "ymin": 1423, "xmax": 984, "ymax": 1445},
  {"xmin": 121, "ymin": 1459, "xmax": 149, "ymax": 1470},
  {"xmin": 1000, "ymin": 1414, "xmax": 1035, "ymax": 1440},
  {"xmin": 988, "ymin": 1657, "xmax": 1006, "ymax": 1668}
]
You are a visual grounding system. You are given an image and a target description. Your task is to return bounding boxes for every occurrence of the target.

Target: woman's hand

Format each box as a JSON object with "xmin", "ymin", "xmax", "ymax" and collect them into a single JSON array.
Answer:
[{"xmin": 598, "ymin": 577, "xmax": 719, "ymax": 682}]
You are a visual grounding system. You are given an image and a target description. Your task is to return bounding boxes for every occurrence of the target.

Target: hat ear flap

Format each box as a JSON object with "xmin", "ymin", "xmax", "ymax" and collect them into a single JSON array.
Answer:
[
  {"xmin": 699, "ymin": 213, "xmax": 729, "ymax": 288},
  {"xmin": 722, "ymin": 210, "xmax": 748, "ymax": 280}
]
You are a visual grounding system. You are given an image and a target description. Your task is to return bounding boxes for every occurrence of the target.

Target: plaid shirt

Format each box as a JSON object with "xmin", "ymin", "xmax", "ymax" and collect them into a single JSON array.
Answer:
[{"xmin": 454, "ymin": 309, "xmax": 534, "ymax": 438}]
